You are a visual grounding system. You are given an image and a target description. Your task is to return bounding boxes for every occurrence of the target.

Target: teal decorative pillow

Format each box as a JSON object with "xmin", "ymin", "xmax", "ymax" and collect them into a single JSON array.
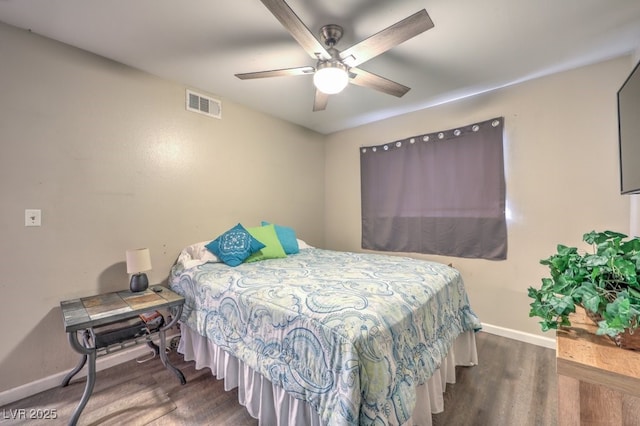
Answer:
[
  {"xmin": 245, "ymin": 224, "xmax": 287, "ymax": 263},
  {"xmin": 261, "ymin": 221, "xmax": 299, "ymax": 254},
  {"xmin": 205, "ymin": 223, "xmax": 265, "ymax": 267}
]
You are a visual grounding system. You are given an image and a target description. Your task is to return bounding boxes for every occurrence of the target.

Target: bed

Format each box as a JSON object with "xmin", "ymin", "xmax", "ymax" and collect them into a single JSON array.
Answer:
[{"xmin": 169, "ymin": 228, "xmax": 481, "ymax": 426}]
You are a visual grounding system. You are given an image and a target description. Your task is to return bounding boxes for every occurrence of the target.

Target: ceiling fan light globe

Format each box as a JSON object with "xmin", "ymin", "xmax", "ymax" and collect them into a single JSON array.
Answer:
[{"xmin": 314, "ymin": 64, "xmax": 349, "ymax": 95}]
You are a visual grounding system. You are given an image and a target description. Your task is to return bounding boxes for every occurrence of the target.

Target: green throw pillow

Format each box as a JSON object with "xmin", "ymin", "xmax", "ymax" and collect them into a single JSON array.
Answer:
[{"xmin": 245, "ymin": 224, "xmax": 287, "ymax": 263}]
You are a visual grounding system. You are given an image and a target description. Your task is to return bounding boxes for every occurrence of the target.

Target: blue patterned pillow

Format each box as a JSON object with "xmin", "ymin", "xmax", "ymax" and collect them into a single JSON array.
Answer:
[
  {"xmin": 205, "ymin": 223, "xmax": 265, "ymax": 267},
  {"xmin": 261, "ymin": 221, "xmax": 299, "ymax": 254}
]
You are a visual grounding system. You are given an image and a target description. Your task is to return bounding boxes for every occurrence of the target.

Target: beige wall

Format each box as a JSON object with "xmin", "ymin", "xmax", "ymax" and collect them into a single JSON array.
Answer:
[
  {"xmin": 0, "ymin": 22, "xmax": 325, "ymax": 392},
  {"xmin": 324, "ymin": 56, "xmax": 632, "ymax": 338}
]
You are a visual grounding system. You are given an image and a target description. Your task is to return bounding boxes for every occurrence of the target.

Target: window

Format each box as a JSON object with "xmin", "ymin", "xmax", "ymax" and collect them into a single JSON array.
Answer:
[{"xmin": 360, "ymin": 117, "xmax": 506, "ymax": 260}]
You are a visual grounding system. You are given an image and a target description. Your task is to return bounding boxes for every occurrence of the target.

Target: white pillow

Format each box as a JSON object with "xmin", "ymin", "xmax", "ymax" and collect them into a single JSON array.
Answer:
[
  {"xmin": 297, "ymin": 238, "xmax": 313, "ymax": 249},
  {"xmin": 178, "ymin": 241, "xmax": 220, "ymax": 269}
]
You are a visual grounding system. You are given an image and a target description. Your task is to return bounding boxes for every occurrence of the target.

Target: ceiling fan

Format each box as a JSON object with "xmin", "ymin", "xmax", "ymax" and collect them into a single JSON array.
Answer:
[{"xmin": 235, "ymin": 0, "xmax": 434, "ymax": 111}]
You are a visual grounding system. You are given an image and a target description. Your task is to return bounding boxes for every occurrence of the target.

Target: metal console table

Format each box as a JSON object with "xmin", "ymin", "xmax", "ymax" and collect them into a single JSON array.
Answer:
[{"xmin": 60, "ymin": 286, "xmax": 186, "ymax": 426}]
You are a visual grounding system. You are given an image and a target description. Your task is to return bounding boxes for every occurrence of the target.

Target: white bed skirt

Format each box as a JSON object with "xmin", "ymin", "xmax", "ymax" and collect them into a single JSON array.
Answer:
[{"xmin": 178, "ymin": 325, "xmax": 478, "ymax": 426}]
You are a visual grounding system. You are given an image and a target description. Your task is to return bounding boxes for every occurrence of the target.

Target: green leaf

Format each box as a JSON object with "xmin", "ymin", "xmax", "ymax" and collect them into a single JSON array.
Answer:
[
  {"xmin": 552, "ymin": 275, "xmax": 575, "ymax": 294},
  {"xmin": 583, "ymin": 231, "xmax": 600, "ymax": 245},
  {"xmin": 549, "ymin": 295, "xmax": 575, "ymax": 316},
  {"xmin": 613, "ymin": 258, "xmax": 636, "ymax": 280},
  {"xmin": 603, "ymin": 230, "xmax": 628, "ymax": 240},
  {"xmin": 629, "ymin": 287, "xmax": 640, "ymax": 300},
  {"xmin": 540, "ymin": 321, "xmax": 559, "ymax": 332},
  {"xmin": 559, "ymin": 316, "xmax": 572, "ymax": 327},
  {"xmin": 556, "ymin": 245, "xmax": 576, "ymax": 256},
  {"xmin": 540, "ymin": 277, "xmax": 554, "ymax": 290},
  {"xmin": 527, "ymin": 286, "xmax": 540, "ymax": 299},
  {"xmin": 579, "ymin": 284, "xmax": 601, "ymax": 313},
  {"xmin": 596, "ymin": 320, "xmax": 625, "ymax": 337},
  {"xmin": 621, "ymin": 239, "xmax": 640, "ymax": 254},
  {"xmin": 549, "ymin": 256, "xmax": 569, "ymax": 273},
  {"xmin": 584, "ymin": 255, "xmax": 608, "ymax": 267}
]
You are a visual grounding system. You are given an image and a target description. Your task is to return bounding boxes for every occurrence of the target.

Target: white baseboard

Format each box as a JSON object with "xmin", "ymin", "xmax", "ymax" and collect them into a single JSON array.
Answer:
[
  {"xmin": 0, "ymin": 332, "xmax": 180, "ymax": 407},
  {"xmin": 481, "ymin": 323, "xmax": 556, "ymax": 349}
]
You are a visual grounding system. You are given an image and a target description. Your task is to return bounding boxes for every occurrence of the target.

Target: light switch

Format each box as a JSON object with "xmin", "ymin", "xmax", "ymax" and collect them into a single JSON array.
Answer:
[{"xmin": 25, "ymin": 209, "xmax": 41, "ymax": 226}]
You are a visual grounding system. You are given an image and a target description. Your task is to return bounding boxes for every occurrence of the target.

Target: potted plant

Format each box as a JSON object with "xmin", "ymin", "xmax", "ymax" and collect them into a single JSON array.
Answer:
[{"xmin": 528, "ymin": 230, "xmax": 640, "ymax": 350}]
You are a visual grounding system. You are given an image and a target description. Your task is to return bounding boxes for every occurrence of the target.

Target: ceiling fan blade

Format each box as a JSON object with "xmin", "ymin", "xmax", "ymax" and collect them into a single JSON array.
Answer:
[
  {"xmin": 340, "ymin": 9, "xmax": 434, "ymax": 68},
  {"xmin": 349, "ymin": 68, "xmax": 410, "ymax": 98},
  {"xmin": 235, "ymin": 66, "xmax": 315, "ymax": 79},
  {"xmin": 260, "ymin": 0, "xmax": 331, "ymax": 60},
  {"xmin": 313, "ymin": 90, "xmax": 329, "ymax": 111}
]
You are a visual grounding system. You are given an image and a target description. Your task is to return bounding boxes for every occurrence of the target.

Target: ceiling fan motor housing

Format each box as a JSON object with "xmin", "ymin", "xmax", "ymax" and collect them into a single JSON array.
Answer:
[{"xmin": 320, "ymin": 24, "xmax": 343, "ymax": 47}]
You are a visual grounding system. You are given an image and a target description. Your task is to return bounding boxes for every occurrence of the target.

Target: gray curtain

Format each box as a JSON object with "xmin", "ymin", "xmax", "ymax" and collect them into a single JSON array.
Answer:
[{"xmin": 360, "ymin": 117, "xmax": 507, "ymax": 260}]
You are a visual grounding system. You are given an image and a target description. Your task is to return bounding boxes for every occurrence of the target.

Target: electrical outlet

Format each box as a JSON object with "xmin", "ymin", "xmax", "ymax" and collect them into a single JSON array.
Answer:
[{"xmin": 25, "ymin": 209, "xmax": 41, "ymax": 227}]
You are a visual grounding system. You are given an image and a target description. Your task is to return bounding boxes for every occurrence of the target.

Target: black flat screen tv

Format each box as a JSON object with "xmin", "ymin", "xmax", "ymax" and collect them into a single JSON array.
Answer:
[{"xmin": 618, "ymin": 59, "xmax": 640, "ymax": 194}]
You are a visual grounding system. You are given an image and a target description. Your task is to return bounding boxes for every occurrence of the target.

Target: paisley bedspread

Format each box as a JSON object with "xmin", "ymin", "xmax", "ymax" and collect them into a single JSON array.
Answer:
[{"xmin": 169, "ymin": 248, "xmax": 481, "ymax": 425}]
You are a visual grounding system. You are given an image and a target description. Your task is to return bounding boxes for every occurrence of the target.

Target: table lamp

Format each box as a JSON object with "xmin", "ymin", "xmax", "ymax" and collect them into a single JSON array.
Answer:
[{"xmin": 126, "ymin": 248, "xmax": 152, "ymax": 292}]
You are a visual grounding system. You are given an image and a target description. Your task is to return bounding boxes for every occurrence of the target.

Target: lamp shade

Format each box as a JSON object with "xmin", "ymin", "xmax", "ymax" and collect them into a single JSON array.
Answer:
[
  {"xmin": 313, "ymin": 61, "xmax": 349, "ymax": 95},
  {"xmin": 126, "ymin": 248, "xmax": 152, "ymax": 274}
]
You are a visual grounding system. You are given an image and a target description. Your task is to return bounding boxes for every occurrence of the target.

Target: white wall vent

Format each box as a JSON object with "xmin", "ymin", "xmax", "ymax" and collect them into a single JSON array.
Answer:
[{"xmin": 186, "ymin": 89, "xmax": 221, "ymax": 119}]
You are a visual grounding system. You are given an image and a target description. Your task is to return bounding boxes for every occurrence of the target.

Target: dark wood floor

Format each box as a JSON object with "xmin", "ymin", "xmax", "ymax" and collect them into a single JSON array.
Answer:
[
  {"xmin": 432, "ymin": 332, "xmax": 557, "ymax": 426},
  {"xmin": 0, "ymin": 332, "xmax": 556, "ymax": 425}
]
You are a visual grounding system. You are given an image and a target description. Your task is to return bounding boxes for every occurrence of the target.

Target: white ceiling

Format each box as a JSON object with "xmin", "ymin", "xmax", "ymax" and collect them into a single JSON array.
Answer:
[{"xmin": 1, "ymin": 0, "xmax": 640, "ymax": 134}]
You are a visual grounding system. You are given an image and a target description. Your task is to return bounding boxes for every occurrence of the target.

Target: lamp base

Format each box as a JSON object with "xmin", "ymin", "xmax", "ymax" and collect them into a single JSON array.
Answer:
[{"xmin": 130, "ymin": 273, "xmax": 149, "ymax": 292}]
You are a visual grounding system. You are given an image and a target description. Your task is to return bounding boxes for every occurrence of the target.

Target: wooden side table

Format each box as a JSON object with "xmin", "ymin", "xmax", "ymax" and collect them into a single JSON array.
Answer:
[
  {"xmin": 60, "ymin": 286, "xmax": 186, "ymax": 426},
  {"xmin": 556, "ymin": 306, "xmax": 640, "ymax": 426}
]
